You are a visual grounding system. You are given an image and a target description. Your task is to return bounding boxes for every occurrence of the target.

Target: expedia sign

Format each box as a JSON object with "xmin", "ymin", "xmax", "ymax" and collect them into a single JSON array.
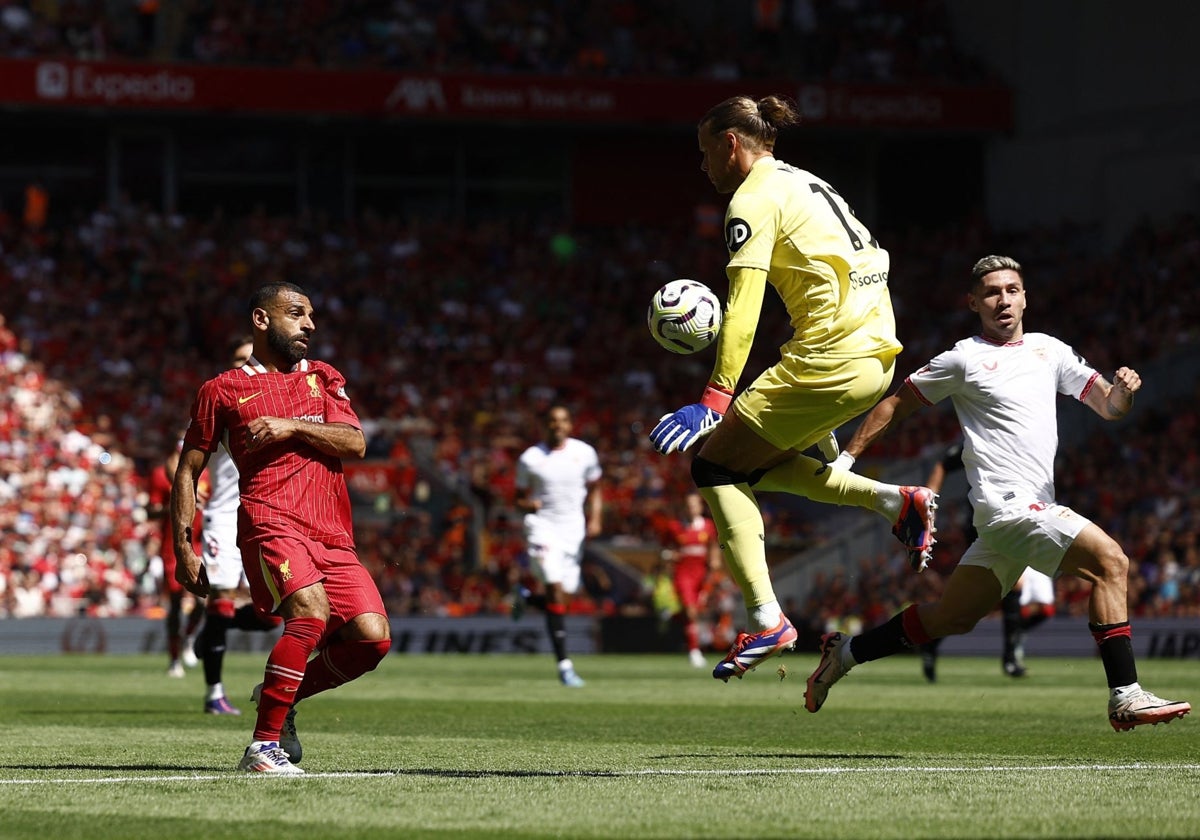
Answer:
[
  {"xmin": 0, "ymin": 57, "xmax": 1012, "ymax": 130},
  {"xmin": 35, "ymin": 61, "xmax": 196, "ymax": 105}
]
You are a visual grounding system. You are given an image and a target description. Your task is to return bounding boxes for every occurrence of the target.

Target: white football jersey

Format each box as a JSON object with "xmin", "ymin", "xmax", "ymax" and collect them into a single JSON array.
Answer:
[
  {"xmin": 905, "ymin": 332, "xmax": 1099, "ymax": 525},
  {"xmin": 201, "ymin": 438, "xmax": 246, "ymax": 588},
  {"xmin": 516, "ymin": 437, "xmax": 601, "ymax": 548},
  {"xmin": 204, "ymin": 440, "xmax": 241, "ymax": 524}
]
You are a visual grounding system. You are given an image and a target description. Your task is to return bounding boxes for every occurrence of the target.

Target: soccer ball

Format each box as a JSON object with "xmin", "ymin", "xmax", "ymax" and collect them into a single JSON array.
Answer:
[{"xmin": 647, "ymin": 279, "xmax": 722, "ymax": 355}]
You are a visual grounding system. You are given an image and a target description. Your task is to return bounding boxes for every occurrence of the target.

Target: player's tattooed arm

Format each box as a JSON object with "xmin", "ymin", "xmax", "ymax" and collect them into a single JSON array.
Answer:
[{"xmin": 1089, "ymin": 367, "xmax": 1140, "ymax": 420}]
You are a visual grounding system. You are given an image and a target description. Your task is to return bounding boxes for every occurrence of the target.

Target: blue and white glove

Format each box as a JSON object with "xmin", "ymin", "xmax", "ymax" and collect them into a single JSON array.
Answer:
[{"xmin": 649, "ymin": 384, "xmax": 732, "ymax": 455}]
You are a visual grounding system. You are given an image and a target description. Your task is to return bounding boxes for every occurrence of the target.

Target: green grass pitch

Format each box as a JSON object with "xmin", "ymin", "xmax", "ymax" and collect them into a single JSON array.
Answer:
[{"xmin": 1, "ymin": 651, "xmax": 1196, "ymax": 839}]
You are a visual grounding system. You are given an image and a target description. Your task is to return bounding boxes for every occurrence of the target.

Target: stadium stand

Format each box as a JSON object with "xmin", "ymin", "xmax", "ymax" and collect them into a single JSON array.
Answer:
[
  {"xmin": 0, "ymin": 1, "xmax": 1194, "ymax": 643},
  {"xmin": 2, "ymin": 0, "xmax": 994, "ymax": 84},
  {"xmin": 0, "ymin": 203, "xmax": 1196, "ymax": 625}
]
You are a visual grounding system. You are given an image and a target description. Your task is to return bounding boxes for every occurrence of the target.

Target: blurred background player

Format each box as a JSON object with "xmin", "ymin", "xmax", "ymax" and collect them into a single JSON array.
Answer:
[
  {"xmin": 649, "ymin": 93, "xmax": 936, "ymax": 682},
  {"xmin": 1006, "ymin": 567, "xmax": 1056, "ymax": 677},
  {"xmin": 660, "ymin": 492, "xmax": 723, "ymax": 668},
  {"xmin": 918, "ymin": 441, "xmax": 1057, "ymax": 681},
  {"xmin": 512, "ymin": 405, "xmax": 602, "ymax": 688},
  {"xmin": 173, "ymin": 282, "xmax": 391, "ymax": 774},
  {"xmin": 146, "ymin": 436, "xmax": 205, "ymax": 677},
  {"xmin": 191, "ymin": 336, "xmax": 282, "ymax": 715}
]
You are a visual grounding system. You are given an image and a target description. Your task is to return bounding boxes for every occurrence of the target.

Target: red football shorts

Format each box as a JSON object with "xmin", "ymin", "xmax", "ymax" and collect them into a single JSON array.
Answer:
[
  {"xmin": 242, "ymin": 531, "xmax": 385, "ymax": 634},
  {"xmin": 160, "ymin": 550, "xmax": 183, "ymax": 596},
  {"xmin": 673, "ymin": 560, "xmax": 707, "ymax": 610}
]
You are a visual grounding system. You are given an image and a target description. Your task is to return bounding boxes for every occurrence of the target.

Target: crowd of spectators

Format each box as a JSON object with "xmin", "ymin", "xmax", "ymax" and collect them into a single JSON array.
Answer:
[
  {"xmin": 0, "ymin": 322, "xmax": 154, "ymax": 618},
  {"xmin": 0, "ymin": 196, "xmax": 1196, "ymax": 634},
  {"xmin": 0, "ymin": 0, "xmax": 997, "ymax": 86}
]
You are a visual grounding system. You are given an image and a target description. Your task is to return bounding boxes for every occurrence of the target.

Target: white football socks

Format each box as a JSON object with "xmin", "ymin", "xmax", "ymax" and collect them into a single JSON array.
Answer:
[
  {"xmin": 874, "ymin": 485, "xmax": 904, "ymax": 521},
  {"xmin": 841, "ymin": 638, "xmax": 859, "ymax": 671},
  {"xmin": 750, "ymin": 601, "xmax": 783, "ymax": 632}
]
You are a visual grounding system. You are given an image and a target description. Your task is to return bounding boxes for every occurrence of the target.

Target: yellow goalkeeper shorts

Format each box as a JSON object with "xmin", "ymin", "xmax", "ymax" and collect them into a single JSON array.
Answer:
[{"xmin": 733, "ymin": 353, "xmax": 895, "ymax": 452}]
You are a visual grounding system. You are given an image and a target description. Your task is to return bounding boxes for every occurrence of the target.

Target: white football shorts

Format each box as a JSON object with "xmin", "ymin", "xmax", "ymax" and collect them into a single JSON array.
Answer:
[
  {"xmin": 1018, "ymin": 567, "xmax": 1056, "ymax": 607},
  {"xmin": 959, "ymin": 502, "xmax": 1090, "ymax": 595},
  {"xmin": 202, "ymin": 515, "xmax": 247, "ymax": 591},
  {"xmin": 525, "ymin": 536, "xmax": 584, "ymax": 595}
]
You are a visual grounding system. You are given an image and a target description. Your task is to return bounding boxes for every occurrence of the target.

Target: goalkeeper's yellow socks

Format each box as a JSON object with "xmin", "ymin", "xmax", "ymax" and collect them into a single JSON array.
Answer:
[
  {"xmin": 755, "ymin": 454, "xmax": 902, "ymax": 520},
  {"xmin": 697, "ymin": 483, "xmax": 779, "ymax": 624}
]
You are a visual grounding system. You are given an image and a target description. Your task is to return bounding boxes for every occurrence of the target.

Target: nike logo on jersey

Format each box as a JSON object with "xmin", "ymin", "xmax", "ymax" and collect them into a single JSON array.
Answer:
[
  {"xmin": 983, "ymin": 362, "xmax": 998, "ymax": 371},
  {"xmin": 238, "ymin": 392, "xmax": 263, "ymax": 405}
]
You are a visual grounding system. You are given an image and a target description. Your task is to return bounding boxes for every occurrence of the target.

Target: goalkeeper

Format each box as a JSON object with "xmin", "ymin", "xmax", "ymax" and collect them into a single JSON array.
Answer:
[{"xmin": 650, "ymin": 93, "xmax": 936, "ymax": 682}]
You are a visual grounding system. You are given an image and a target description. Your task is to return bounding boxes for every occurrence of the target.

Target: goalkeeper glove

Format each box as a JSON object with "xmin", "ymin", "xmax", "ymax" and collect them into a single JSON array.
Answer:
[
  {"xmin": 649, "ymin": 383, "xmax": 731, "ymax": 455},
  {"xmin": 817, "ymin": 430, "xmax": 840, "ymax": 461}
]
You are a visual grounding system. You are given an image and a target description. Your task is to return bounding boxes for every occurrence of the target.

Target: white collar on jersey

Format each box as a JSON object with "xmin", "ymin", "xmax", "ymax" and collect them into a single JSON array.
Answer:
[{"xmin": 241, "ymin": 356, "xmax": 311, "ymax": 376}]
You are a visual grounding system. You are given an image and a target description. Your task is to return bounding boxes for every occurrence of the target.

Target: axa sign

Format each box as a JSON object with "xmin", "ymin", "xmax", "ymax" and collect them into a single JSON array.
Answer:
[{"xmin": 385, "ymin": 77, "xmax": 447, "ymax": 112}]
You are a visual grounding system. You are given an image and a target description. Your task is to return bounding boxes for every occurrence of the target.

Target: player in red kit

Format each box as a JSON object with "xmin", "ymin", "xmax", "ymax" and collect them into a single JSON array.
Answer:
[
  {"xmin": 663, "ymin": 492, "xmax": 722, "ymax": 668},
  {"xmin": 171, "ymin": 281, "xmax": 390, "ymax": 775},
  {"xmin": 146, "ymin": 441, "xmax": 206, "ymax": 677}
]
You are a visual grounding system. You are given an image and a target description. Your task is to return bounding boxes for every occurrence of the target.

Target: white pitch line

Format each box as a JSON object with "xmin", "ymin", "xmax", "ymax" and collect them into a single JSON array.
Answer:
[
  {"xmin": 630, "ymin": 764, "xmax": 1200, "ymax": 775},
  {"xmin": 3, "ymin": 764, "xmax": 1200, "ymax": 785}
]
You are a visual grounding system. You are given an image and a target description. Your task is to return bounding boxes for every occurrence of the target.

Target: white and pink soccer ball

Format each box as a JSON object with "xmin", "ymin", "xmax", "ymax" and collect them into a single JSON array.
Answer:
[{"xmin": 647, "ymin": 279, "xmax": 722, "ymax": 355}]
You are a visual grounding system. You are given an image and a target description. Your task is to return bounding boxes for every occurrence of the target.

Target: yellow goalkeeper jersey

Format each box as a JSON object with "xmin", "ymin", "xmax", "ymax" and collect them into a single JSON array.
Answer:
[{"xmin": 711, "ymin": 156, "xmax": 902, "ymax": 392}]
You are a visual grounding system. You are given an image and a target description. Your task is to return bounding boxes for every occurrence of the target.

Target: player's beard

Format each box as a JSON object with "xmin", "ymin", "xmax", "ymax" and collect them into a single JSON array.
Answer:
[{"xmin": 266, "ymin": 323, "xmax": 309, "ymax": 366}]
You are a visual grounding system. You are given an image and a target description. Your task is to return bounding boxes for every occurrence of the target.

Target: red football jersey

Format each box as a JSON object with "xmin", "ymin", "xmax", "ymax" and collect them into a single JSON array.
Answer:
[
  {"xmin": 669, "ymin": 516, "xmax": 718, "ymax": 569},
  {"xmin": 147, "ymin": 465, "xmax": 178, "ymax": 566},
  {"xmin": 147, "ymin": 464, "xmax": 202, "ymax": 562},
  {"xmin": 183, "ymin": 357, "xmax": 360, "ymax": 548}
]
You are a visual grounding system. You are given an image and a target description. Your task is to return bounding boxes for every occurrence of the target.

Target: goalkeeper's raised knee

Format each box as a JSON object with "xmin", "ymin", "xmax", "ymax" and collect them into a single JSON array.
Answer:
[{"xmin": 691, "ymin": 456, "xmax": 751, "ymax": 488}]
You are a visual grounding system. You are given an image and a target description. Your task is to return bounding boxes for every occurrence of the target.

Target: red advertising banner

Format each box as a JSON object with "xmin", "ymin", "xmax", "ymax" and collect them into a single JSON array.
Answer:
[{"xmin": 0, "ymin": 58, "xmax": 1011, "ymax": 131}]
